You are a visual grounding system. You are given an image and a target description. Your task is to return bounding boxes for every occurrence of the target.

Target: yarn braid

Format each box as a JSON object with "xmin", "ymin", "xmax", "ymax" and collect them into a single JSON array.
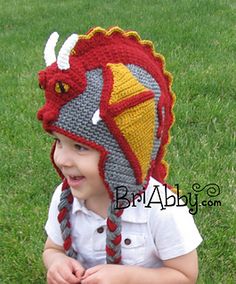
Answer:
[
  {"xmin": 57, "ymin": 180, "xmax": 77, "ymax": 259},
  {"xmin": 106, "ymin": 203, "xmax": 123, "ymax": 264},
  {"xmin": 58, "ymin": 182, "xmax": 124, "ymax": 264}
]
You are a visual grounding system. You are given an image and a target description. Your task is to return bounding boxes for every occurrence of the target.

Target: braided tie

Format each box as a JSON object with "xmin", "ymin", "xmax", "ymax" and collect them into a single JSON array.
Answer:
[
  {"xmin": 106, "ymin": 202, "xmax": 123, "ymax": 264},
  {"xmin": 58, "ymin": 180, "xmax": 77, "ymax": 259}
]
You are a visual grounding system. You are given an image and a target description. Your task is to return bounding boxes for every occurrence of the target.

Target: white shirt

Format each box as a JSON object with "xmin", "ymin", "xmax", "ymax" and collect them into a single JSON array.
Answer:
[{"xmin": 45, "ymin": 177, "xmax": 202, "ymax": 269}]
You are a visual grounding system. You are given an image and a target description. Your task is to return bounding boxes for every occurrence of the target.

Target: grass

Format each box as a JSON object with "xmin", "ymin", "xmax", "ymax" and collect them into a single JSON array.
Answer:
[{"xmin": 0, "ymin": 0, "xmax": 235, "ymax": 283}]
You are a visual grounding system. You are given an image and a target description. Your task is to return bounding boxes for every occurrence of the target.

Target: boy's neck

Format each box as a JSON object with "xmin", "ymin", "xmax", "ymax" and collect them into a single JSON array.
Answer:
[{"xmin": 85, "ymin": 195, "xmax": 110, "ymax": 219}]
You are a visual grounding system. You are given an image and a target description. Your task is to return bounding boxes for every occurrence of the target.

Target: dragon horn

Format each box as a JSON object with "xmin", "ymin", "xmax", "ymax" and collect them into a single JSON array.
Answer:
[
  {"xmin": 44, "ymin": 32, "xmax": 59, "ymax": 67},
  {"xmin": 57, "ymin": 34, "xmax": 79, "ymax": 70}
]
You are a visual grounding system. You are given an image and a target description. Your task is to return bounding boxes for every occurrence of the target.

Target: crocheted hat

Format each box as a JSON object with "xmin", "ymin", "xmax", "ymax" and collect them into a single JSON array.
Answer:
[{"xmin": 37, "ymin": 27, "xmax": 175, "ymax": 264}]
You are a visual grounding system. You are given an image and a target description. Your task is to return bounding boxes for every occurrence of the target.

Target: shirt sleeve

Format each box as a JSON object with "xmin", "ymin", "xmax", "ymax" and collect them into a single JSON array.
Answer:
[
  {"xmin": 148, "ymin": 185, "xmax": 202, "ymax": 260},
  {"xmin": 45, "ymin": 184, "xmax": 64, "ymax": 246}
]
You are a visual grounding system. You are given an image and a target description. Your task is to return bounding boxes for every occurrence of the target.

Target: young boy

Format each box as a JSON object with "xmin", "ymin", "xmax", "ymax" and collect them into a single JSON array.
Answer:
[{"xmin": 37, "ymin": 27, "xmax": 202, "ymax": 284}]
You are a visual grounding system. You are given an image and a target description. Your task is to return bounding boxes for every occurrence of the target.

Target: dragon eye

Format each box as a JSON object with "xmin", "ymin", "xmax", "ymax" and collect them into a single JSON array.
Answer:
[{"xmin": 55, "ymin": 81, "xmax": 70, "ymax": 93}]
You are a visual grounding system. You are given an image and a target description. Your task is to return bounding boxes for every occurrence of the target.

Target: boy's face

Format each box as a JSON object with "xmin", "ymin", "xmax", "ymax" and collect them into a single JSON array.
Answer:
[{"xmin": 52, "ymin": 132, "xmax": 108, "ymax": 204}]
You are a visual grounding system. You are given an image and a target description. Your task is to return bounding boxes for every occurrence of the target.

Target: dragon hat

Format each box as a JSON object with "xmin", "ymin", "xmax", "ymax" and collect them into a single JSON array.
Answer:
[{"xmin": 37, "ymin": 27, "xmax": 175, "ymax": 264}]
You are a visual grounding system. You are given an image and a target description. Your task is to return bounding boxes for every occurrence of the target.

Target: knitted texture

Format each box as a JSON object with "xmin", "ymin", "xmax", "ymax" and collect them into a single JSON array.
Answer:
[
  {"xmin": 57, "ymin": 180, "xmax": 77, "ymax": 259},
  {"xmin": 37, "ymin": 27, "xmax": 175, "ymax": 264}
]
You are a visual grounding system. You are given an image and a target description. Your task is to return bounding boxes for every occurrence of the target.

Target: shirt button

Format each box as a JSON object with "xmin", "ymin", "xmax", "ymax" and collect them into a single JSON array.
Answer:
[
  {"xmin": 97, "ymin": 226, "xmax": 104, "ymax": 234},
  {"xmin": 124, "ymin": 238, "xmax": 131, "ymax": 245}
]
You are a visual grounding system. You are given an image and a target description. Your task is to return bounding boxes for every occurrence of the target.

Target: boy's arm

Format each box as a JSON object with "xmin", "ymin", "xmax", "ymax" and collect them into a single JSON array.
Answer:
[
  {"xmin": 43, "ymin": 237, "xmax": 85, "ymax": 284},
  {"xmin": 127, "ymin": 249, "xmax": 199, "ymax": 284},
  {"xmin": 81, "ymin": 249, "xmax": 198, "ymax": 284}
]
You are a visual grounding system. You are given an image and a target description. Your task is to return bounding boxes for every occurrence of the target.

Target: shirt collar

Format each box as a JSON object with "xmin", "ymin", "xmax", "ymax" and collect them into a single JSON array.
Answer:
[
  {"xmin": 72, "ymin": 198, "xmax": 106, "ymax": 221},
  {"xmin": 72, "ymin": 197, "xmax": 86, "ymax": 214}
]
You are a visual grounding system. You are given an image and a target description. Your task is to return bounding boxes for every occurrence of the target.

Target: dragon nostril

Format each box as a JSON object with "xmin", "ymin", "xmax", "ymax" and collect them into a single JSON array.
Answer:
[
  {"xmin": 44, "ymin": 110, "xmax": 58, "ymax": 123},
  {"xmin": 39, "ymin": 84, "xmax": 44, "ymax": 90},
  {"xmin": 38, "ymin": 70, "xmax": 47, "ymax": 90},
  {"xmin": 37, "ymin": 103, "xmax": 59, "ymax": 126}
]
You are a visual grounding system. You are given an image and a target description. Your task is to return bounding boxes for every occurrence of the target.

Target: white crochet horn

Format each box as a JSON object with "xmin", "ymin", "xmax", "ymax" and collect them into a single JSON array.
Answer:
[
  {"xmin": 44, "ymin": 32, "xmax": 59, "ymax": 67},
  {"xmin": 57, "ymin": 34, "xmax": 79, "ymax": 70}
]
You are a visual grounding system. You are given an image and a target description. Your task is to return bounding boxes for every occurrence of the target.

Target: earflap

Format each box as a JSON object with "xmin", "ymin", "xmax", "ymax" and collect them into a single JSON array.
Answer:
[{"xmin": 50, "ymin": 141, "xmax": 64, "ymax": 180}]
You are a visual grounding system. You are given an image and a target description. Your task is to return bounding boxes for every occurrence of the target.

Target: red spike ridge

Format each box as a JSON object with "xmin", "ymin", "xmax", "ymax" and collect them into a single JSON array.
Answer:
[
  {"xmin": 58, "ymin": 207, "xmax": 67, "ymax": 223},
  {"xmin": 64, "ymin": 236, "xmax": 72, "ymax": 251},
  {"xmin": 107, "ymin": 218, "xmax": 117, "ymax": 232}
]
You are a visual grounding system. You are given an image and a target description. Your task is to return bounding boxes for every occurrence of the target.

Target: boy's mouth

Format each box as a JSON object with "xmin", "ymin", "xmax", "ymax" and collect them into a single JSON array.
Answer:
[{"xmin": 67, "ymin": 175, "xmax": 85, "ymax": 187}]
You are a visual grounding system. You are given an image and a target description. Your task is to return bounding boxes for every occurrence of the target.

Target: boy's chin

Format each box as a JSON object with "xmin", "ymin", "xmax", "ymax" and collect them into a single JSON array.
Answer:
[{"xmin": 70, "ymin": 187, "xmax": 83, "ymax": 198}]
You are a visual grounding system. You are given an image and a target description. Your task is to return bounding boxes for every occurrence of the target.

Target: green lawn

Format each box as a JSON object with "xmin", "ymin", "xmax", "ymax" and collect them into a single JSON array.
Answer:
[{"xmin": 0, "ymin": 0, "xmax": 235, "ymax": 283}]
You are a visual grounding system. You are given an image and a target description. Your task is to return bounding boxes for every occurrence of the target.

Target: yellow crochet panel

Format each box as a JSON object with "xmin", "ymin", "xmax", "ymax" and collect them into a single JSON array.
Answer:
[
  {"xmin": 107, "ymin": 63, "xmax": 149, "ymax": 104},
  {"xmin": 108, "ymin": 63, "xmax": 155, "ymax": 182}
]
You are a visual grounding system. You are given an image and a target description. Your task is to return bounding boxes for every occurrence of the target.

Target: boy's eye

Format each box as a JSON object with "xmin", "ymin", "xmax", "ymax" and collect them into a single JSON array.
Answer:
[{"xmin": 75, "ymin": 144, "xmax": 88, "ymax": 152}]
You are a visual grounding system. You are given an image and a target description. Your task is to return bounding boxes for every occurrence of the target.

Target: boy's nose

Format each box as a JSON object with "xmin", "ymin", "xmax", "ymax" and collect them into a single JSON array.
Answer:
[{"xmin": 54, "ymin": 148, "xmax": 74, "ymax": 168}]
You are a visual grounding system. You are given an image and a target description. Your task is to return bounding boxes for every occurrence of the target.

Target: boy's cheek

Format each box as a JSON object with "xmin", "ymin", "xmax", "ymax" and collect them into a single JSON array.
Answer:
[{"xmin": 53, "ymin": 152, "xmax": 62, "ymax": 170}]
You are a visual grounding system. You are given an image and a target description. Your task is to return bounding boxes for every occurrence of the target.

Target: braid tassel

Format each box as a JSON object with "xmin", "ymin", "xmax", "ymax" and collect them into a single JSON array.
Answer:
[
  {"xmin": 58, "ymin": 180, "xmax": 77, "ymax": 259},
  {"xmin": 106, "ymin": 203, "xmax": 123, "ymax": 264}
]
